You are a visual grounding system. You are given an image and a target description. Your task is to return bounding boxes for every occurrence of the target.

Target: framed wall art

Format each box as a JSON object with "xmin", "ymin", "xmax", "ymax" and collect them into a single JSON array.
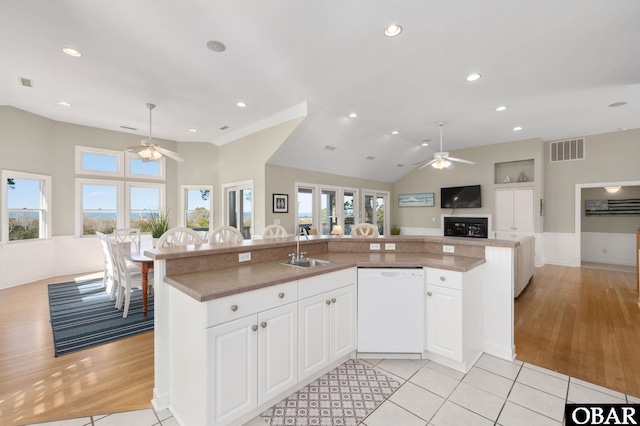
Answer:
[
  {"xmin": 273, "ymin": 193, "xmax": 288, "ymax": 213},
  {"xmin": 398, "ymin": 192, "xmax": 434, "ymax": 207}
]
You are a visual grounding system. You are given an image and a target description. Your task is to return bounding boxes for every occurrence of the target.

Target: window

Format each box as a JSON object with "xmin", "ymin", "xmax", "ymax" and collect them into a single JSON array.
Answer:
[
  {"xmin": 75, "ymin": 146, "xmax": 124, "ymax": 177},
  {"xmin": 320, "ymin": 187, "xmax": 338, "ymax": 235},
  {"xmin": 2, "ymin": 170, "xmax": 52, "ymax": 242},
  {"xmin": 181, "ymin": 185, "xmax": 213, "ymax": 231},
  {"xmin": 127, "ymin": 182, "xmax": 165, "ymax": 231},
  {"xmin": 222, "ymin": 181, "xmax": 253, "ymax": 239},
  {"xmin": 76, "ymin": 179, "xmax": 123, "ymax": 235},
  {"xmin": 125, "ymin": 152, "xmax": 166, "ymax": 180},
  {"xmin": 363, "ymin": 190, "xmax": 389, "ymax": 235},
  {"xmin": 296, "ymin": 184, "xmax": 316, "ymax": 234},
  {"xmin": 343, "ymin": 189, "xmax": 358, "ymax": 236}
]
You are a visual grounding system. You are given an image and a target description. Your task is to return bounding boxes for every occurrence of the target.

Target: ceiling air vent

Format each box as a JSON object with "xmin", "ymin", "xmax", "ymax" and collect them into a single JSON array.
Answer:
[
  {"xmin": 19, "ymin": 77, "xmax": 33, "ymax": 87},
  {"xmin": 324, "ymin": 145, "xmax": 337, "ymax": 151},
  {"xmin": 366, "ymin": 156, "xmax": 375, "ymax": 160},
  {"xmin": 220, "ymin": 125, "xmax": 229, "ymax": 130},
  {"xmin": 550, "ymin": 138, "xmax": 585, "ymax": 162}
]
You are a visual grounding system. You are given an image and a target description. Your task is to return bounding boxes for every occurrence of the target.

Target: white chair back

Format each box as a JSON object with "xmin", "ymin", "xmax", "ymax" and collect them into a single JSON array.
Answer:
[
  {"xmin": 208, "ymin": 225, "xmax": 244, "ymax": 243},
  {"xmin": 261, "ymin": 224, "xmax": 288, "ymax": 239},
  {"xmin": 350, "ymin": 223, "xmax": 380, "ymax": 237},
  {"xmin": 156, "ymin": 227, "xmax": 204, "ymax": 247},
  {"xmin": 96, "ymin": 232, "xmax": 116, "ymax": 298},
  {"xmin": 114, "ymin": 228, "xmax": 141, "ymax": 247},
  {"xmin": 109, "ymin": 238, "xmax": 153, "ymax": 318}
]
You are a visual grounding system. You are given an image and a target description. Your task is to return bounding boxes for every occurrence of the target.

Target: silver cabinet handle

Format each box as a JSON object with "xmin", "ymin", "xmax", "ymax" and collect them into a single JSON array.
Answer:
[
  {"xmin": 331, "ymin": 298, "xmax": 336, "ymax": 304},
  {"xmin": 427, "ymin": 291, "xmax": 432, "ymax": 296},
  {"xmin": 252, "ymin": 325, "xmax": 258, "ymax": 331},
  {"xmin": 278, "ymin": 292, "xmax": 285, "ymax": 299},
  {"xmin": 326, "ymin": 300, "xmax": 331, "ymax": 305},
  {"xmin": 261, "ymin": 322, "xmax": 267, "ymax": 328},
  {"xmin": 440, "ymin": 276, "xmax": 446, "ymax": 281},
  {"xmin": 231, "ymin": 305, "xmax": 238, "ymax": 311}
]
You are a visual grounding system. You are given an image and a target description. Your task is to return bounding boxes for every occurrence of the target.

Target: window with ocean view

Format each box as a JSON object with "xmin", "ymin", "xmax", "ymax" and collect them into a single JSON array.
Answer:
[
  {"xmin": 80, "ymin": 181, "xmax": 121, "ymax": 235},
  {"xmin": 2, "ymin": 171, "xmax": 52, "ymax": 242},
  {"xmin": 182, "ymin": 186, "xmax": 213, "ymax": 231},
  {"xmin": 128, "ymin": 184, "xmax": 163, "ymax": 231}
]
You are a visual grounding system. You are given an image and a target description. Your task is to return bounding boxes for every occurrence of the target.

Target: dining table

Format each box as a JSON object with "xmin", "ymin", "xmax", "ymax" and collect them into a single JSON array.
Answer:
[{"xmin": 120, "ymin": 239, "xmax": 154, "ymax": 317}]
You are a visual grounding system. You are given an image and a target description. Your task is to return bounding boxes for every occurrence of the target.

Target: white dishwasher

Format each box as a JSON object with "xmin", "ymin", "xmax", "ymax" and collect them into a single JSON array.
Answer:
[{"xmin": 357, "ymin": 268, "xmax": 425, "ymax": 353}]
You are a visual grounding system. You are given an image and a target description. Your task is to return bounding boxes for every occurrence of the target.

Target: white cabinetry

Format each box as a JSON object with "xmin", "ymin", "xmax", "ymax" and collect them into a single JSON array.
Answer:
[
  {"xmin": 207, "ymin": 301, "xmax": 298, "ymax": 424},
  {"xmin": 168, "ymin": 281, "xmax": 298, "ymax": 426},
  {"xmin": 298, "ymin": 269, "xmax": 356, "ymax": 381},
  {"xmin": 494, "ymin": 187, "xmax": 534, "ymax": 240},
  {"xmin": 424, "ymin": 266, "xmax": 484, "ymax": 373}
]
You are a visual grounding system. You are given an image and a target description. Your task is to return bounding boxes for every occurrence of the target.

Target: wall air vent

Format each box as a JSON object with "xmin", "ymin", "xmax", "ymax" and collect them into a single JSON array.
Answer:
[
  {"xmin": 550, "ymin": 138, "xmax": 585, "ymax": 162},
  {"xmin": 19, "ymin": 77, "xmax": 33, "ymax": 87}
]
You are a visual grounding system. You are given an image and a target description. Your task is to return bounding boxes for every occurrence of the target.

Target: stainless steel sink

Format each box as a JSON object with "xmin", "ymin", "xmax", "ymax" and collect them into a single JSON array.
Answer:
[{"xmin": 280, "ymin": 258, "xmax": 332, "ymax": 268}]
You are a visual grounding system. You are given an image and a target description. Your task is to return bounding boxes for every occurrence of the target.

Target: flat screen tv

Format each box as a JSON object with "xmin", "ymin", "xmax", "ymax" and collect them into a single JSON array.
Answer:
[{"xmin": 441, "ymin": 185, "xmax": 481, "ymax": 208}]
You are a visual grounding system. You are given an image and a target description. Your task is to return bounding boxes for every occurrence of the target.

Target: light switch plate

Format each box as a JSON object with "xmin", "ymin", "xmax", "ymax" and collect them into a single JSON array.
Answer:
[
  {"xmin": 443, "ymin": 245, "xmax": 455, "ymax": 253},
  {"xmin": 239, "ymin": 252, "xmax": 252, "ymax": 262}
]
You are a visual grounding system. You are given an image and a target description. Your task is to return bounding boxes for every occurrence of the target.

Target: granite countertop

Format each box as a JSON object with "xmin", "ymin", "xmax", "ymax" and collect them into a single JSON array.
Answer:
[{"xmin": 165, "ymin": 252, "xmax": 486, "ymax": 302}]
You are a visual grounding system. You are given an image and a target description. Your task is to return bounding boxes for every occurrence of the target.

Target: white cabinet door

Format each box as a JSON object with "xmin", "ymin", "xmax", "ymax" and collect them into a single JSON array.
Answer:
[
  {"xmin": 494, "ymin": 188, "xmax": 515, "ymax": 232},
  {"xmin": 207, "ymin": 315, "xmax": 258, "ymax": 424},
  {"xmin": 258, "ymin": 303, "xmax": 298, "ymax": 404},
  {"xmin": 426, "ymin": 284, "xmax": 462, "ymax": 362},
  {"xmin": 494, "ymin": 187, "xmax": 534, "ymax": 239},
  {"xmin": 298, "ymin": 292, "xmax": 331, "ymax": 380},
  {"xmin": 513, "ymin": 188, "xmax": 534, "ymax": 233},
  {"xmin": 330, "ymin": 285, "xmax": 356, "ymax": 361}
]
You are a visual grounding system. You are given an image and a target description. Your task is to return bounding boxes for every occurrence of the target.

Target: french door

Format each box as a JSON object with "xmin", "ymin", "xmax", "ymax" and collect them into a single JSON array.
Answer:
[
  {"xmin": 362, "ymin": 190, "xmax": 389, "ymax": 235},
  {"xmin": 222, "ymin": 181, "xmax": 253, "ymax": 239}
]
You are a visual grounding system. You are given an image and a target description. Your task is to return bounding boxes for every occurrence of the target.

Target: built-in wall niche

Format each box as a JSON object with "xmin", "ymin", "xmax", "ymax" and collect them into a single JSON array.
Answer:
[{"xmin": 494, "ymin": 159, "xmax": 534, "ymax": 185}]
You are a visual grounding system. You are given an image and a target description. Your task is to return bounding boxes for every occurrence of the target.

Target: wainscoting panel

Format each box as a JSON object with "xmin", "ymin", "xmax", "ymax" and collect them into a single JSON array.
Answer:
[
  {"xmin": 543, "ymin": 232, "xmax": 577, "ymax": 267},
  {"xmin": 0, "ymin": 239, "xmax": 57, "ymax": 290},
  {"xmin": 581, "ymin": 232, "xmax": 636, "ymax": 266},
  {"xmin": 0, "ymin": 236, "xmax": 103, "ymax": 290}
]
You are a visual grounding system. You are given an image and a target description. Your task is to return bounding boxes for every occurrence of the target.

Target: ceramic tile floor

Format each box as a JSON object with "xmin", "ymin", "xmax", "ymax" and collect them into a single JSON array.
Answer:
[{"xmin": 30, "ymin": 354, "xmax": 640, "ymax": 426}]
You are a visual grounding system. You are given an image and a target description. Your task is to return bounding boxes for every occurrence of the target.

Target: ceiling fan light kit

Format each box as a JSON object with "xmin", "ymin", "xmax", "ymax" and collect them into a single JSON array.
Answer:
[
  {"xmin": 126, "ymin": 103, "xmax": 185, "ymax": 163},
  {"xmin": 414, "ymin": 121, "xmax": 475, "ymax": 170}
]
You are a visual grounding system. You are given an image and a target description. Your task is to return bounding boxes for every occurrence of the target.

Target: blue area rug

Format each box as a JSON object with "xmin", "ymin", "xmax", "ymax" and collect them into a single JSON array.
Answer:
[{"xmin": 48, "ymin": 279, "xmax": 154, "ymax": 356}]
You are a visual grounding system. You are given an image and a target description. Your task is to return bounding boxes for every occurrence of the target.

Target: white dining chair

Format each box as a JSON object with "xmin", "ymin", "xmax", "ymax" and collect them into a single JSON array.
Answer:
[
  {"xmin": 208, "ymin": 225, "xmax": 244, "ymax": 243},
  {"xmin": 110, "ymin": 238, "xmax": 154, "ymax": 318},
  {"xmin": 156, "ymin": 227, "xmax": 204, "ymax": 247},
  {"xmin": 113, "ymin": 228, "xmax": 141, "ymax": 268},
  {"xmin": 350, "ymin": 223, "xmax": 380, "ymax": 237},
  {"xmin": 261, "ymin": 224, "xmax": 288, "ymax": 239},
  {"xmin": 96, "ymin": 232, "xmax": 116, "ymax": 296}
]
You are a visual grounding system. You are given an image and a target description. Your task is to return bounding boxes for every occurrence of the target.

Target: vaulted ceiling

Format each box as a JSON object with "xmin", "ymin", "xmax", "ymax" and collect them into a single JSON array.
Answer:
[{"xmin": 1, "ymin": 1, "xmax": 639, "ymax": 182}]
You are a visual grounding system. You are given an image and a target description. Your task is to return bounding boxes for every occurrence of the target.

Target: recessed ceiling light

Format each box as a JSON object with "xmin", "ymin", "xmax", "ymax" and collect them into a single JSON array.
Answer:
[
  {"xmin": 513, "ymin": 126, "xmax": 523, "ymax": 131},
  {"xmin": 608, "ymin": 101, "xmax": 627, "ymax": 108},
  {"xmin": 496, "ymin": 105, "xmax": 508, "ymax": 111},
  {"xmin": 236, "ymin": 102, "xmax": 247, "ymax": 108},
  {"xmin": 384, "ymin": 24, "xmax": 402, "ymax": 37},
  {"xmin": 206, "ymin": 40, "xmax": 226, "ymax": 52},
  {"xmin": 421, "ymin": 139, "xmax": 430, "ymax": 147},
  {"xmin": 391, "ymin": 130, "xmax": 400, "ymax": 135},
  {"xmin": 188, "ymin": 128, "xmax": 197, "ymax": 133},
  {"xmin": 348, "ymin": 112, "xmax": 358, "ymax": 118},
  {"xmin": 62, "ymin": 47, "xmax": 82, "ymax": 57},
  {"xmin": 466, "ymin": 73, "xmax": 481, "ymax": 82},
  {"xmin": 57, "ymin": 101, "xmax": 71, "ymax": 107}
]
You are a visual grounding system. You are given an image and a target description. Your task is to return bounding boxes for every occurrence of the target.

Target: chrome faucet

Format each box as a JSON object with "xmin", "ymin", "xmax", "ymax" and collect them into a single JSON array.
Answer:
[{"xmin": 290, "ymin": 229, "xmax": 308, "ymax": 263}]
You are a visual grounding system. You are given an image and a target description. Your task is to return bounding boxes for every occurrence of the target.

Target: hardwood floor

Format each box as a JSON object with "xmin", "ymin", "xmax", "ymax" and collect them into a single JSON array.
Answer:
[
  {"xmin": 0, "ymin": 273, "xmax": 154, "ymax": 425},
  {"xmin": 2, "ymin": 264, "xmax": 638, "ymax": 424},
  {"xmin": 515, "ymin": 264, "xmax": 640, "ymax": 398}
]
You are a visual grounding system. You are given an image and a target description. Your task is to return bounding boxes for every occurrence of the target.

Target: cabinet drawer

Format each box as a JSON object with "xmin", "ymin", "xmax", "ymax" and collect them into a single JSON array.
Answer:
[
  {"xmin": 299, "ymin": 268, "xmax": 355, "ymax": 299},
  {"xmin": 426, "ymin": 268, "xmax": 462, "ymax": 290},
  {"xmin": 204, "ymin": 281, "xmax": 298, "ymax": 328}
]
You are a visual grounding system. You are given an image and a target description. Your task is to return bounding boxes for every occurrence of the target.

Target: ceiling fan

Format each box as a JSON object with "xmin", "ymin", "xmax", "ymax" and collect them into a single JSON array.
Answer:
[
  {"xmin": 414, "ymin": 121, "xmax": 475, "ymax": 170},
  {"xmin": 126, "ymin": 103, "xmax": 184, "ymax": 163}
]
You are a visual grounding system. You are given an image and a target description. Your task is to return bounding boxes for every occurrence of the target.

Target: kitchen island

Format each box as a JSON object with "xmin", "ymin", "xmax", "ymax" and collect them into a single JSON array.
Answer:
[{"xmin": 145, "ymin": 235, "xmax": 518, "ymax": 425}]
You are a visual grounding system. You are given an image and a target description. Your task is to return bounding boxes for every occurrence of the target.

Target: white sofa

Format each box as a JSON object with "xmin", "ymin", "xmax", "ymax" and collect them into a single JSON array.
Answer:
[{"xmin": 514, "ymin": 236, "xmax": 535, "ymax": 298}]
